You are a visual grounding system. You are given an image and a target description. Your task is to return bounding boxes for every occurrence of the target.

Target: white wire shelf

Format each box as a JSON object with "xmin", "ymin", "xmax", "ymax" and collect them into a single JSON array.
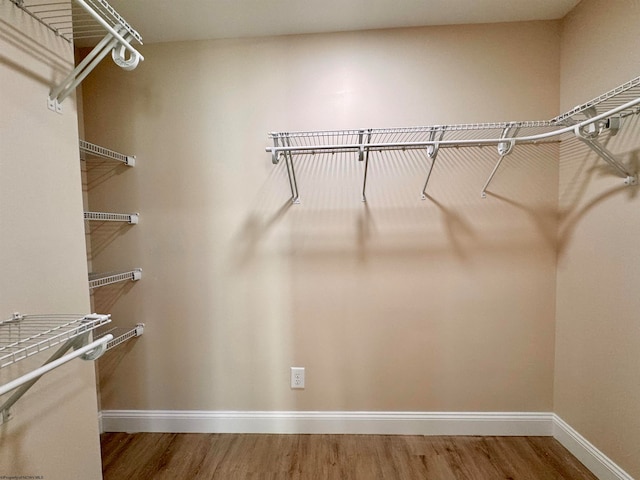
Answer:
[
  {"xmin": 0, "ymin": 313, "xmax": 111, "ymax": 369},
  {"xmin": 9, "ymin": 0, "xmax": 143, "ymax": 111},
  {"xmin": 267, "ymin": 74, "xmax": 640, "ymax": 202},
  {"xmin": 84, "ymin": 211, "xmax": 139, "ymax": 224},
  {"xmin": 9, "ymin": 0, "xmax": 141, "ymax": 44},
  {"xmin": 96, "ymin": 323, "xmax": 144, "ymax": 351},
  {"xmin": 80, "ymin": 140, "xmax": 136, "ymax": 166},
  {"xmin": 89, "ymin": 269, "xmax": 142, "ymax": 289},
  {"xmin": 551, "ymin": 76, "xmax": 640, "ymax": 125}
]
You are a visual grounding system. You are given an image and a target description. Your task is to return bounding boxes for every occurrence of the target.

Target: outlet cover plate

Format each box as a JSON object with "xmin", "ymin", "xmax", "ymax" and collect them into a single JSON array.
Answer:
[{"xmin": 290, "ymin": 367, "xmax": 305, "ymax": 389}]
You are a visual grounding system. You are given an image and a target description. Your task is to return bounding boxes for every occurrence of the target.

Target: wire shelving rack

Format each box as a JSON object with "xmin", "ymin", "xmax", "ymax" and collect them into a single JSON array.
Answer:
[
  {"xmin": 84, "ymin": 211, "xmax": 139, "ymax": 224},
  {"xmin": 80, "ymin": 140, "xmax": 136, "ymax": 166},
  {"xmin": 0, "ymin": 313, "xmax": 111, "ymax": 369},
  {"xmin": 9, "ymin": 0, "xmax": 143, "ymax": 111},
  {"xmin": 267, "ymin": 75, "xmax": 640, "ymax": 202},
  {"xmin": 89, "ymin": 269, "xmax": 142, "ymax": 289}
]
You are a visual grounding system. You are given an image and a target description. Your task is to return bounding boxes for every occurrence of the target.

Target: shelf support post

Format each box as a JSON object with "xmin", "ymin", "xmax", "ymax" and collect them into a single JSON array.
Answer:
[
  {"xmin": 421, "ymin": 127, "xmax": 445, "ymax": 200},
  {"xmin": 481, "ymin": 124, "xmax": 520, "ymax": 198},
  {"xmin": 283, "ymin": 134, "xmax": 300, "ymax": 204},
  {"xmin": 271, "ymin": 134, "xmax": 282, "ymax": 165},
  {"xmin": 48, "ymin": 6, "xmax": 144, "ymax": 111},
  {"xmin": 271, "ymin": 134, "xmax": 300, "ymax": 204},
  {"xmin": 360, "ymin": 130, "xmax": 372, "ymax": 202},
  {"xmin": 49, "ymin": 27, "xmax": 129, "ymax": 110}
]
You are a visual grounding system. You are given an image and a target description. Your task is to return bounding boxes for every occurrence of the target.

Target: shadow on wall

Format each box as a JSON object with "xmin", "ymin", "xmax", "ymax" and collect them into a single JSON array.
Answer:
[
  {"xmin": 232, "ymin": 143, "xmax": 560, "ymax": 265},
  {"xmin": 84, "ymin": 159, "xmax": 131, "ymax": 191},
  {"xmin": 557, "ymin": 131, "xmax": 640, "ymax": 259},
  {"xmin": 86, "ymin": 221, "xmax": 136, "ymax": 258},
  {"xmin": 92, "ymin": 281, "xmax": 137, "ymax": 314},
  {"xmin": 0, "ymin": 15, "xmax": 72, "ymax": 86},
  {"xmin": 96, "ymin": 334, "xmax": 140, "ymax": 381}
]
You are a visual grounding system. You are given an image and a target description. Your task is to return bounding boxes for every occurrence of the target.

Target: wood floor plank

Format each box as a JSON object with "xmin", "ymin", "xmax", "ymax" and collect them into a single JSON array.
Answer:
[{"xmin": 101, "ymin": 433, "xmax": 598, "ymax": 480}]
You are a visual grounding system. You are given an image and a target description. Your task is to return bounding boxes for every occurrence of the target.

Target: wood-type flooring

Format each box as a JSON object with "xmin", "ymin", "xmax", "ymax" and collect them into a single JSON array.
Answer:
[{"xmin": 101, "ymin": 433, "xmax": 598, "ymax": 479}]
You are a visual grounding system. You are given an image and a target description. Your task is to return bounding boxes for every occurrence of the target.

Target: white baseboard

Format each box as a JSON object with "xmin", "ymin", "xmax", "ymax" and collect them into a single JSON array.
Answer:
[
  {"xmin": 552, "ymin": 415, "xmax": 634, "ymax": 480},
  {"xmin": 100, "ymin": 410, "xmax": 553, "ymax": 436},
  {"xmin": 101, "ymin": 410, "xmax": 636, "ymax": 479}
]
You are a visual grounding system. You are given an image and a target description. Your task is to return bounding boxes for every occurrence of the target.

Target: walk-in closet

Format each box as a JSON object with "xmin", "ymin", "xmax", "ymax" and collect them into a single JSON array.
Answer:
[{"xmin": 1, "ymin": 0, "xmax": 639, "ymax": 478}]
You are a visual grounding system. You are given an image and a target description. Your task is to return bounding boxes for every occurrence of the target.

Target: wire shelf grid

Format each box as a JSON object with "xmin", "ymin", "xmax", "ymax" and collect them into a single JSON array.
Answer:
[
  {"xmin": 9, "ymin": 0, "xmax": 142, "ymax": 43},
  {"xmin": 268, "ymin": 75, "xmax": 640, "ymax": 155},
  {"xmin": 271, "ymin": 123, "xmax": 563, "ymax": 154},
  {"xmin": 0, "ymin": 313, "xmax": 111, "ymax": 369},
  {"xmin": 267, "ymin": 74, "xmax": 640, "ymax": 202},
  {"xmin": 552, "ymin": 75, "xmax": 640, "ymax": 124}
]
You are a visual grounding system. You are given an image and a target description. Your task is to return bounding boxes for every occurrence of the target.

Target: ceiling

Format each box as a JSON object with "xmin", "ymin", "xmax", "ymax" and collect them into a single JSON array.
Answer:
[{"xmin": 107, "ymin": 0, "xmax": 581, "ymax": 44}]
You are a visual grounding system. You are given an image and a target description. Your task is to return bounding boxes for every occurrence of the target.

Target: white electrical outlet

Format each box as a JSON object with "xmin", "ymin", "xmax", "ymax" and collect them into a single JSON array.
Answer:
[{"xmin": 290, "ymin": 367, "xmax": 305, "ymax": 389}]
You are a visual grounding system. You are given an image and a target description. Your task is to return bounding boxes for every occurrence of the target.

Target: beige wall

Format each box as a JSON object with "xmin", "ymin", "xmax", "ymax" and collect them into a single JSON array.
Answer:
[
  {"xmin": 83, "ymin": 21, "xmax": 560, "ymax": 413},
  {"xmin": 0, "ymin": 3, "xmax": 102, "ymax": 480},
  {"xmin": 556, "ymin": 0, "xmax": 640, "ymax": 477}
]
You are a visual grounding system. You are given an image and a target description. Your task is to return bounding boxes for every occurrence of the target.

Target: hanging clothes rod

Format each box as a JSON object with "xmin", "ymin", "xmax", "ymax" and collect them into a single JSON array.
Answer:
[{"xmin": 0, "ymin": 334, "xmax": 112, "ymax": 398}]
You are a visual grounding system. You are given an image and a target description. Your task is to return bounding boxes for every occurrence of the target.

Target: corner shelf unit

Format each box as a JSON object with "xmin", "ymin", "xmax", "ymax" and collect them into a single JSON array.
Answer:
[
  {"xmin": 80, "ymin": 140, "xmax": 136, "ymax": 166},
  {"xmin": 89, "ymin": 269, "xmax": 142, "ymax": 289},
  {"xmin": 84, "ymin": 211, "xmax": 139, "ymax": 224},
  {"xmin": 0, "ymin": 313, "xmax": 113, "ymax": 422},
  {"xmin": 267, "ymin": 75, "xmax": 640, "ymax": 203},
  {"xmin": 9, "ymin": 0, "xmax": 143, "ymax": 112}
]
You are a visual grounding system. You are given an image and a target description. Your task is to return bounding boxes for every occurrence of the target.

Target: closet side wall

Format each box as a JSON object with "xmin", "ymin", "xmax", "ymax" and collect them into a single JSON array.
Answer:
[
  {"xmin": 556, "ymin": 0, "xmax": 640, "ymax": 477},
  {"xmin": 0, "ymin": 4, "xmax": 102, "ymax": 480},
  {"xmin": 83, "ymin": 21, "xmax": 560, "ymax": 414}
]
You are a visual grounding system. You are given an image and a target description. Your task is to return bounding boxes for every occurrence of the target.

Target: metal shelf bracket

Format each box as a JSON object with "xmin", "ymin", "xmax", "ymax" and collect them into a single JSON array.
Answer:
[
  {"xmin": 421, "ymin": 128, "xmax": 446, "ymax": 200},
  {"xmin": 481, "ymin": 124, "xmax": 520, "ymax": 198},
  {"xmin": 573, "ymin": 119, "xmax": 637, "ymax": 186},
  {"xmin": 9, "ymin": 0, "xmax": 143, "ymax": 112},
  {"xmin": 47, "ymin": 0, "xmax": 144, "ymax": 111},
  {"xmin": 0, "ymin": 312, "xmax": 113, "ymax": 424},
  {"xmin": 360, "ymin": 130, "xmax": 372, "ymax": 202},
  {"xmin": 274, "ymin": 134, "xmax": 300, "ymax": 204},
  {"xmin": 0, "ymin": 334, "xmax": 112, "ymax": 424}
]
